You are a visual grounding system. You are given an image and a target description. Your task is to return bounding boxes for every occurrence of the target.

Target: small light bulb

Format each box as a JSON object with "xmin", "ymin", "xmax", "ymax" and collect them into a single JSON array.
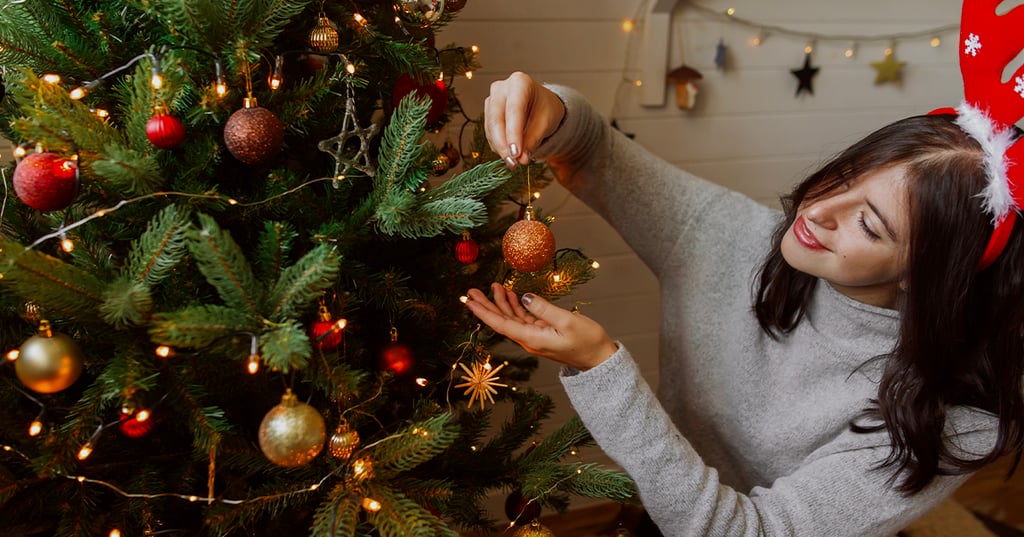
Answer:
[
  {"xmin": 61, "ymin": 239, "xmax": 74, "ymax": 253},
  {"xmin": 28, "ymin": 420, "xmax": 43, "ymax": 436},
  {"xmin": 346, "ymin": 62, "xmax": 356, "ymax": 74},
  {"xmin": 362, "ymin": 497, "xmax": 382, "ymax": 512},
  {"xmin": 92, "ymin": 108, "xmax": 109, "ymax": 118},
  {"xmin": 13, "ymin": 146, "xmax": 27, "ymax": 158},
  {"xmin": 110, "ymin": 530, "xmax": 122, "ymax": 537},
  {"xmin": 622, "ymin": 19, "xmax": 634, "ymax": 32},
  {"xmin": 188, "ymin": 495, "xmax": 198, "ymax": 502},
  {"xmin": 804, "ymin": 44, "xmax": 813, "ymax": 54},
  {"xmin": 459, "ymin": 295, "xmax": 468, "ymax": 303},
  {"xmin": 930, "ymin": 36, "xmax": 941, "ymax": 47},
  {"xmin": 464, "ymin": 70, "xmax": 473, "ymax": 79},
  {"xmin": 471, "ymin": 45, "xmax": 480, "ymax": 54},
  {"xmin": 216, "ymin": 82, "xmax": 227, "ymax": 96},
  {"xmin": 43, "ymin": 74, "xmax": 61, "ymax": 84},
  {"xmin": 151, "ymin": 73, "xmax": 163, "ymax": 89},
  {"xmin": 69, "ymin": 87, "xmax": 86, "ymax": 100},
  {"xmin": 135, "ymin": 410, "xmax": 150, "ymax": 422},
  {"xmin": 633, "ymin": 79, "xmax": 643, "ymax": 87},
  {"xmin": 415, "ymin": 377, "xmax": 429, "ymax": 387},
  {"xmin": 77, "ymin": 443, "xmax": 93, "ymax": 460},
  {"xmin": 247, "ymin": 354, "xmax": 260, "ymax": 374},
  {"xmin": 354, "ymin": 13, "xmax": 367, "ymax": 25},
  {"xmin": 844, "ymin": 43, "xmax": 857, "ymax": 59},
  {"xmin": 155, "ymin": 345, "xmax": 172, "ymax": 358},
  {"xmin": 591, "ymin": 260, "xmax": 601, "ymax": 269},
  {"xmin": 6, "ymin": 349, "xmax": 19, "ymax": 361},
  {"xmin": 552, "ymin": 273, "xmax": 561, "ymax": 282},
  {"xmin": 725, "ymin": 7, "xmax": 736, "ymax": 16}
]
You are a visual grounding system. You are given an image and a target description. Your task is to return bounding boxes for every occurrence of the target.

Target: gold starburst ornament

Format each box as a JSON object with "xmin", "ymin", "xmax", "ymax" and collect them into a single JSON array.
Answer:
[{"xmin": 456, "ymin": 360, "xmax": 507, "ymax": 409}]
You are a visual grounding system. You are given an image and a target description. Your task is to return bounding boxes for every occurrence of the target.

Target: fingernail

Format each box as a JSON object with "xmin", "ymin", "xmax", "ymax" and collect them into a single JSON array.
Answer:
[
  {"xmin": 504, "ymin": 155, "xmax": 517, "ymax": 169},
  {"xmin": 509, "ymin": 143, "xmax": 520, "ymax": 158},
  {"xmin": 521, "ymin": 293, "xmax": 535, "ymax": 307}
]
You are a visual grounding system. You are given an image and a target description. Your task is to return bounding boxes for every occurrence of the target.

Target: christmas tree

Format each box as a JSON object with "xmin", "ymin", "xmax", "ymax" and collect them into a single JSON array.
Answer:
[{"xmin": 0, "ymin": 1, "xmax": 635, "ymax": 535}]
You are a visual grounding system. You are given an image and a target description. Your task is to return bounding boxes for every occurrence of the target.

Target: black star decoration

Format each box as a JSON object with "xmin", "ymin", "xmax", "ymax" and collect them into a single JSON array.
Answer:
[{"xmin": 791, "ymin": 52, "xmax": 820, "ymax": 97}]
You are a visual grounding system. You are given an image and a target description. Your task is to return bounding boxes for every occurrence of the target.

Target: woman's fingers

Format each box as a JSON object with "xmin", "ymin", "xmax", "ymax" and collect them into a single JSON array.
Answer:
[{"xmin": 484, "ymin": 72, "xmax": 566, "ymax": 169}]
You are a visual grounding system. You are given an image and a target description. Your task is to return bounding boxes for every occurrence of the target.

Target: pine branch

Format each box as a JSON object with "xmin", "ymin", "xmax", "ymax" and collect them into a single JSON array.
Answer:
[
  {"xmin": 259, "ymin": 320, "xmax": 312, "ymax": 373},
  {"xmin": 374, "ymin": 94, "xmax": 431, "ymax": 197},
  {"xmin": 560, "ymin": 463, "xmax": 638, "ymax": 502},
  {"xmin": 149, "ymin": 304, "xmax": 255, "ymax": 347},
  {"xmin": 0, "ymin": 238, "xmax": 106, "ymax": 320},
  {"xmin": 371, "ymin": 413, "xmax": 459, "ymax": 476},
  {"xmin": 365, "ymin": 482, "xmax": 458, "ymax": 537},
  {"xmin": 188, "ymin": 213, "xmax": 262, "ymax": 316},
  {"xmin": 264, "ymin": 243, "xmax": 341, "ymax": 322},
  {"xmin": 100, "ymin": 277, "xmax": 154, "ymax": 328},
  {"xmin": 310, "ymin": 482, "xmax": 362, "ymax": 537},
  {"xmin": 253, "ymin": 221, "xmax": 297, "ymax": 284},
  {"xmin": 126, "ymin": 204, "xmax": 191, "ymax": 288},
  {"xmin": 519, "ymin": 415, "xmax": 592, "ymax": 466}
]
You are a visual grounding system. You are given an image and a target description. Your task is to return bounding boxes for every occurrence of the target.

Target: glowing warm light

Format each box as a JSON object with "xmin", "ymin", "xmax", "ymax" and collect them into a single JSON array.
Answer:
[
  {"xmin": 633, "ymin": 79, "xmax": 643, "ymax": 87},
  {"xmin": 464, "ymin": 70, "xmax": 473, "ymax": 79},
  {"xmin": 29, "ymin": 420, "xmax": 43, "ymax": 436},
  {"xmin": 622, "ymin": 19, "xmax": 635, "ymax": 32},
  {"xmin": 43, "ymin": 74, "xmax": 61, "ymax": 84},
  {"xmin": 470, "ymin": 445, "xmax": 478, "ymax": 451},
  {"xmin": 61, "ymin": 239, "xmax": 74, "ymax": 253},
  {"xmin": 77, "ymin": 444, "xmax": 94, "ymax": 460},
  {"xmin": 415, "ymin": 377, "xmax": 429, "ymax": 387},
  {"xmin": 362, "ymin": 497, "xmax": 382, "ymax": 512},
  {"xmin": 884, "ymin": 46, "xmax": 894, "ymax": 56},
  {"xmin": 110, "ymin": 530, "xmax": 122, "ymax": 537},
  {"xmin": 155, "ymin": 345, "xmax": 172, "ymax": 358},
  {"xmin": 570, "ymin": 447, "xmax": 578, "ymax": 456},
  {"xmin": 532, "ymin": 191, "xmax": 541, "ymax": 200},
  {"xmin": 354, "ymin": 13, "xmax": 367, "ymax": 25},
  {"xmin": 227, "ymin": 198, "xmax": 238, "ymax": 205},
  {"xmin": 844, "ymin": 43, "xmax": 857, "ymax": 58},
  {"xmin": 346, "ymin": 62, "xmax": 356, "ymax": 74},
  {"xmin": 352, "ymin": 457, "xmax": 373, "ymax": 479},
  {"xmin": 247, "ymin": 354, "xmax": 260, "ymax": 374},
  {"xmin": 6, "ymin": 349, "xmax": 19, "ymax": 361},
  {"xmin": 471, "ymin": 45, "xmax": 480, "ymax": 54},
  {"xmin": 725, "ymin": 7, "xmax": 736, "ymax": 16},
  {"xmin": 13, "ymin": 146, "xmax": 27, "ymax": 158},
  {"xmin": 269, "ymin": 77, "xmax": 282, "ymax": 90},
  {"xmin": 804, "ymin": 44, "xmax": 813, "ymax": 54},
  {"xmin": 135, "ymin": 410, "xmax": 150, "ymax": 422},
  {"xmin": 151, "ymin": 73, "xmax": 163, "ymax": 89},
  {"xmin": 309, "ymin": 484, "xmax": 319, "ymax": 490},
  {"xmin": 590, "ymin": 260, "xmax": 600, "ymax": 269},
  {"xmin": 188, "ymin": 495, "xmax": 199, "ymax": 502},
  {"xmin": 216, "ymin": 82, "xmax": 227, "ymax": 96},
  {"xmin": 751, "ymin": 35, "xmax": 763, "ymax": 47},
  {"xmin": 930, "ymin": 36, "xmax": 941, "ymax": 47},
  {"xmin": 552, "ymin": 273, "xmax": 561, "ymax": 282},
  {"xmin": 459, "ymin": 295, "xmax": 468, "ymax": 303},
  {"xmin": 92, "ymin": 108, "xmax": 109, "ymax": 118},
  {"xmin": 334, "ymin": 319, "xmax": 347, "ymax": 330},
  {"xmin": 69, "ymin": 87, "xmax": 86, "ymax": 100}
]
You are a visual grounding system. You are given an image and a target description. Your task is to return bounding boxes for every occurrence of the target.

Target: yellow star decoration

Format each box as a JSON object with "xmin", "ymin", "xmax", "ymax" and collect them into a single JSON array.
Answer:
[
  {"xmin": 455, "ymin": 360, "xmax": 508, "ymax": 410},
  {"xmin": 871, "ymin": 49, "xmax": 905, "ymax": 85}
]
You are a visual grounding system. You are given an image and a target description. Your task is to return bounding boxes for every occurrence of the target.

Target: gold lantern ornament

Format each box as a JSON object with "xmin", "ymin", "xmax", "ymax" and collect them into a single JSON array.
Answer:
[
  {"xmin": 328, "ymin": 419, "xmax": 360, "ymax": 460},
  {"xmin": 15, "ymin": 320, "xmax": 84, "ymax": 393},
  {"xmin": 258, "ymin": 389, "xmax": 326, "ymax": 467},
  {"xmin": 308, "ymin": 12, "xmax": 339, "ymax": 53}
]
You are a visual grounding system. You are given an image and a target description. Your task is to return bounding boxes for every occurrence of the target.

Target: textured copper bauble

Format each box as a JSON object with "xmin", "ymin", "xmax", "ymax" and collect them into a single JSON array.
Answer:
[
  {"xmin": 502, "ymin": 208, "xmax": 555, "ymax": 272},
  {"xmin": 308, "ymin": 14, "xmax": 339, "ymax": 53},
  {"xmin": 328, "ymin": 421, "xmax": 360, "ymax": 460},
  {"xmin": 223, "ymin": 105, "xmax": 285, "ymax": 165},
  {"xmin": 12, "ymin": 152, "xmax": 79, "ymax": 212},
  {"xmin": 258, "ymin": 389, "xmax": 326, "ymax": 467},
  {"xmin": 15, "ymin": 320, "xmax": 84, "ymax": 393}
]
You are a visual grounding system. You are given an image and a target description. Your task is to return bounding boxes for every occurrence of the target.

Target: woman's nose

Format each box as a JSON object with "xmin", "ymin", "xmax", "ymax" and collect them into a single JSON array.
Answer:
[{"xmin": 804, "ymin": 197, "xmax": 843, "ymax": 230}]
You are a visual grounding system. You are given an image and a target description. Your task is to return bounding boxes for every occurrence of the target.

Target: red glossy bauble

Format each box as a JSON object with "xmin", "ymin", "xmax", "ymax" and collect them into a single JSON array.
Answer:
[
  {"xmin": 454, "ymin": 233, "xmax": 479, "ymax": 264},
  {"xmin": 119, "ymin": 410, "xmax": 155, "ymax": 438},
  {"xmin": 12, "ymin": 152, "xmax": 79, "ymax": 212},
  {"xmin": 392, "ymin": 73, "xmax": 448, "ymax": 124},
  {"xmin": 446, "ymin": 0, "xmax": 468, "ymax": 12},
  {"xmin": 380, "ymin": 342, "xmax": 414, "ymax": 375},
  {"xmin": 504, "ymin": 490, "xmax": 542, "ymax": 525},
  {"xmin": 146, "ymin": 114, "xmax": 186, "ymax": 149},
  {"xmin": 310, "ymin": 305, "xmax": 344, "ymax": 350}
]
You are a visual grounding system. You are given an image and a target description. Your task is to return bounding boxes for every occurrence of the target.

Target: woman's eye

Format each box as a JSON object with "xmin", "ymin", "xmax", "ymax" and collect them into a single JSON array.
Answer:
[{"xmin": 858, "ymin": 214, "xmax": 881, "ymax": 241}]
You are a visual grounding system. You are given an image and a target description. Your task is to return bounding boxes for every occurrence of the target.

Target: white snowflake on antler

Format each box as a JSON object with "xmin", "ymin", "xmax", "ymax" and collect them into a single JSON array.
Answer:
[
  {"xmin": 1015, "ymin": 75, "xmax": 1024, "ymax": 99},
  {"xmin": 964, "ymin": 33, "xmax": 982, "ymax": 57}
]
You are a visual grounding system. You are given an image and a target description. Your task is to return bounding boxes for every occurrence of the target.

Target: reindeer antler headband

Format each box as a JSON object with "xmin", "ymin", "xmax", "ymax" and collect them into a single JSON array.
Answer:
[{"xmin": 930, "ymin": 0, "xmax": 1024, "ymax": 270}]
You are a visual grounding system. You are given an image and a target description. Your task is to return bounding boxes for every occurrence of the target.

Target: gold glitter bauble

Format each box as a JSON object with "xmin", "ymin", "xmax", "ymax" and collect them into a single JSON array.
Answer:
[
  {"xmin": 511, "ymin": 520, "xmax": 555, "ymax": 537},
  {"xmin": 223, "ymin": 104, "xmax": 284, "ymax": 165},
  {"xmin": 308, "ymin": 14, "xmax": 339, "ymax": 53},
  {"xmin": 258, "ymin": 389, "xmax": 326, "ymax": 467},
  {"xmin": 328, "ymin": 420, "xmax": 360, "ymax": 460},
  {"xmin": 15, "ymin": 320, "xmax": 84, "ymax": 394},
  {"xmin": 502, "ymin": 208, "xmax": 555, "ymax": 272}
]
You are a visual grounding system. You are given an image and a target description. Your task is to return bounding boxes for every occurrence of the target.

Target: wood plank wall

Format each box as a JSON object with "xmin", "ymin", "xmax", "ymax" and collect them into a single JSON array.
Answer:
[{"xmin": 437, "ymin": 0, "xmax": 964, "ymax": 514}]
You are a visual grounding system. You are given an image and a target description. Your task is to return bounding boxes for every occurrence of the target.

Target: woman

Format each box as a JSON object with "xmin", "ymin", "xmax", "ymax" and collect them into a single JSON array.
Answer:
[{"xmin": 464, "ymin": 72, "xmax": 1024, "ymax": 536}]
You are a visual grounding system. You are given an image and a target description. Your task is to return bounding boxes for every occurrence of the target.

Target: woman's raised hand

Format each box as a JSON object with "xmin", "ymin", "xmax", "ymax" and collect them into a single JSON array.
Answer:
[
  {"xmin": 484, "ymin": 72, "xmax": 566, "ymax": 169},
  {"xmin": 464, "ymin": 283, "xmax": 618, "ymax": 371}
]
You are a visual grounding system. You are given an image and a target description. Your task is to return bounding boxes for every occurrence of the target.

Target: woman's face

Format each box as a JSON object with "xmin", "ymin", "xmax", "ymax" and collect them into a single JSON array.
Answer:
[{"xmin": 780, "ymin": 165, "xmax": 910, "ymax": 309}]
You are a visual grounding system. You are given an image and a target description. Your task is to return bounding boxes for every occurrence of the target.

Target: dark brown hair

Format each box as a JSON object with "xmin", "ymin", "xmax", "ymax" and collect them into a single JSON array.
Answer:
[{"xmin": 754, "ymin": 113, "xmax": 1024, "ymax": 493}]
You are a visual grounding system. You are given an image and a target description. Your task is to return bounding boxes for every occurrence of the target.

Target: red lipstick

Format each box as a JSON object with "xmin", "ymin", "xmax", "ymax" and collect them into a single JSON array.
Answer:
[{"xmin": 793, "ymin": 216, "xmax": 826, "ymax": 250}]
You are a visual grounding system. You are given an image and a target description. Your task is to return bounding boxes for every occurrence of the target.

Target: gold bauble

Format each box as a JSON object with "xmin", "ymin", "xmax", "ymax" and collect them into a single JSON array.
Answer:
[
  {"xmin": 432, "ymin": 152, "xmax": 450, "ymax": 175},
  {"xmin": 394, "ymin": 0, "xmax": 444, "ymax": 27},
  {"xmin": 308, "ymin": 14, "xmax": 339, "ymax": 53},
  {"xmin": 511, "ymin": 519, "xmax": 555, "ymax": 537},
  {"xmin": 328, "ymin": 420, "xmax": 360, "ymax": 460},
  {"xmin": 15, "ymin": 320, "xmax": 84, "ymax": 393},
  {"xmin": 258, "ymin": 389, "xmax": 326, "ymax": 467},
  {"xmin": 502, "ymin": 207, "xmax": 555, "ymax": 272}
]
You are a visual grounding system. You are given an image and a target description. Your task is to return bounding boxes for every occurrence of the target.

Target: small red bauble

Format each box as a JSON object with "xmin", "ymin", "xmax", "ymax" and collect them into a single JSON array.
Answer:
[
  {"xmin": 119, "ymin": 410, "xmax": 155, "ymax": 438},
  {"xmin": 12, "ymin": 152, "xmax": 79, "ymax": 212},
  {"xmin": 223, "ymin": 104, "xmax": 285, "ymax": 165},
  {"xmin": 454, "ymin": 232, "xmax": 479, "ymax": 264},
  {"xmin": 380, "ymin": 341, "xmax": 414, "ymax": 375},
  {"xmin": 392, "ymin": 73, "xmax": 448, "ymax": 124},
  {"xmin": 146, "ymin": 114, "xmax": 186, "ymax": 149},
  {"xmin": 446, "ymin": 0, "xmax": 468, "ymax": 12},
  {"xmin": 311, "ymin": 305, "xmax": 344, "ymax": 350}
]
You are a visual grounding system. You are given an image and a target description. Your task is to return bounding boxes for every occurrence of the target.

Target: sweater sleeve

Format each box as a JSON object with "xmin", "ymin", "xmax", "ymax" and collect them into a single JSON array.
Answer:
[
  {"xmin": 533, "ymin": 85, "xmax": 768, "ymax": 278},
  {"xmin": 561, "ymin": 346, "xmax": 992, "ymax": 537}
]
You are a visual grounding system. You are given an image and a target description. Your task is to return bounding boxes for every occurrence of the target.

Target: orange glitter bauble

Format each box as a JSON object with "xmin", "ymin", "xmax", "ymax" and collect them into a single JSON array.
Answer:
[{"xmin": 502, "ymin": 208, "xmax": 555, "ymax": 272}]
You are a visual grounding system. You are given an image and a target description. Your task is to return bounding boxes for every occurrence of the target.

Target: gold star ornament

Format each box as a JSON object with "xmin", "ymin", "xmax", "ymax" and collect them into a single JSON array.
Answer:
[
  {"xmin": 455, "ymin": 360, "xmax": 508, "ymax": 409},
  {"xmin": 871, "ymin": 48, "xmax": 906, "ymax": 85}
]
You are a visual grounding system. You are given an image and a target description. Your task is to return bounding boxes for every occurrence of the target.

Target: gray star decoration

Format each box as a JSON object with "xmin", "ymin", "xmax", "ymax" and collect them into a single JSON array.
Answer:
[{"xmin": 318, "ymin": 93, "xmax": 380, "ymax": 183}]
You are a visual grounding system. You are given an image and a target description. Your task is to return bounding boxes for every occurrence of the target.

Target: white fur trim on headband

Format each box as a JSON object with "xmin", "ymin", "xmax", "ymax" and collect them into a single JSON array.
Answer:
[{"xmin": 954, "ymin": 102, "xmax": 1017, "ymax": 222}]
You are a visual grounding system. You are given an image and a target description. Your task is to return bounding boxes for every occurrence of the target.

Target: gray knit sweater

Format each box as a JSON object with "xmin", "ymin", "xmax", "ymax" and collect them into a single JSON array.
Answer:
[{"xmin": 535, "ymin": 86, "xmax": 997, "ymax": 536}]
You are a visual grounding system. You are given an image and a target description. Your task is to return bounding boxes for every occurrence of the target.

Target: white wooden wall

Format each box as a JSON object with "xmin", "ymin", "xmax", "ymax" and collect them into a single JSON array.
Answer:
[{"xmin": 438, "ymin": 0, "xmax": 963, "ymax": 514}]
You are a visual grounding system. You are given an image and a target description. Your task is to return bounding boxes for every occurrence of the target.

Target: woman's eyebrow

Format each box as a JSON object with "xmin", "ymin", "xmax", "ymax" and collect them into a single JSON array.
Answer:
[{"xmin": 867, "ymin": 199, "xmax": 898, "ymax": 241}]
